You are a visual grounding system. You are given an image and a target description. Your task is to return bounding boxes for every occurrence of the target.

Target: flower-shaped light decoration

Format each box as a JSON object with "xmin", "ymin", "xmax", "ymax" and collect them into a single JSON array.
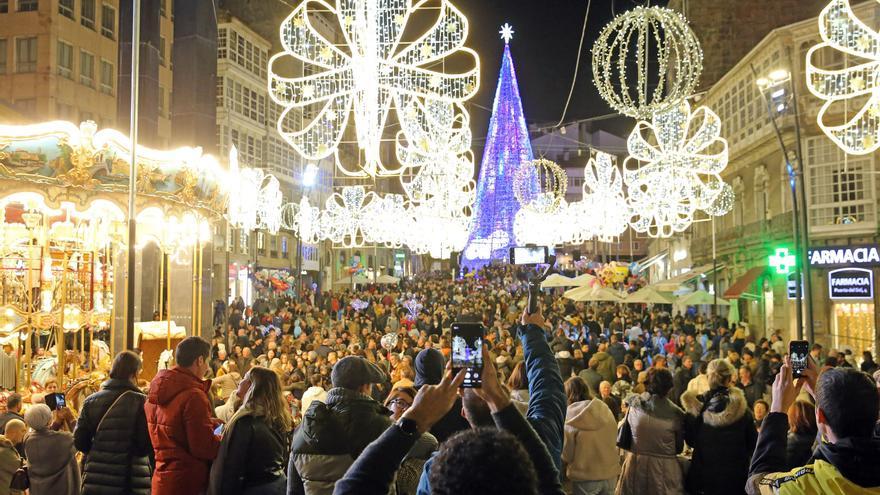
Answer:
[
  {"xmin": 396, "ymin": 98, "xmax": 475, "ymax": 212},
  {"xmin": 402, "ymin": 298, "xmax": 422, "ymax": 320},
  {"xmin": 581, "ymin": 151, "xmax": 630, "ymax": 242},
  {"xmin": 361, "ymin": 193, "xmax": 410, "ymax": 248},
  {"xmin": 806, "ymin": 0, "xmax": 880, "ymax": 155},
  {"xmin": 513, "ymin": 200, "xmax": 580, "ymax": 246},
  {"xmin": 226, "ymin": 146, "xmax": 283, "ymax": 234},
  {"xmin": 269, "ymin": 0, "xmax": 480, "ymax": 177},
  {"xmin": 624, "ymin": 100, "xmax": 731, "ymax": 238},
  {"xmin": 408, "ymin": 203, "xmax": 470, "ymax": 258},
  {"xmin": 319, "ymin": 186, "xmax": 378, "ymax": 248},
  {"xmin": 291, "ymin": 196, "xmax": 323, "ymax": 244}
]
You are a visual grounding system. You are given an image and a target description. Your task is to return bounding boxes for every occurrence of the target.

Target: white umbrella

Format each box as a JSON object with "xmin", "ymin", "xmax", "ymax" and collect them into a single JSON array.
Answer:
[
  {"xmin": 678, "ymin": 289, "xmax": 730, "ymax": 306},
  {"xmin": 540, "ymin": 273, "xmax": 576, "ymax": 288},
  {"xmin": 375, "ymin": 274, "xmax": 400, "ymax": 284},
  {"xmin": 564, "ymin": 285, "xmax": 625, "ymax": 302},
  {"xmin": 570, "ymin": 273, "xmax": 597, "ymax": 287},
  {"xmin": 334, "ymin": 274, "xmax": 371, "ymax": 285},
  {"xmin": 625, "ymin": 286, "xmax": 676, "ymax": 304}
]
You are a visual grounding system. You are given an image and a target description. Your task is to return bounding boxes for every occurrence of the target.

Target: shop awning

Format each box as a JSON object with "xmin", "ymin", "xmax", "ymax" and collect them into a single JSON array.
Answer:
[
  {"xmin": 652, "ymin": 263, "xmax": 724, "ymax": 291},
  {"xmin": 723, "ymin": 266, "xmax": 767, "ymax": 299},
  {"xmin": 636, "ymin": 251, "xmax": 668, "ymax": 272}
]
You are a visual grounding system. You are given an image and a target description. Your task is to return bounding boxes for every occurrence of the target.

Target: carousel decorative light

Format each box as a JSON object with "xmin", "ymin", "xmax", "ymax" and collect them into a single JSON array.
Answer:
[
  {"xmin": 592, "ymin": 6, "xmax": 703, "ymax": 119},
  {"xmin": 268, "ymin": 0, "xmax": 480, "ymax": 177},
  {"xmin": 581, "ymin": 151, "xmax": 630, "ymax": 242},
  {"xmin": 513, "ymin": 158, "xmax": 568, "ymax": 214},
  {"xmin": 624, "ymin": 100, "xmax": 731, "ymax": 237},
  {"xmin": 805, "ymin": 0, "xmax": 880, "ymax": 155}
]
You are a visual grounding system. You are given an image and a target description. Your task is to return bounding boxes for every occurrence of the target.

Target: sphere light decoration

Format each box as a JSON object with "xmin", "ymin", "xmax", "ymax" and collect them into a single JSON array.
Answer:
[
  {"xmin": 268, "ymin": 0, "xmax": 480, "ymax": 177},
  {"xmin": 805, "ymin": 0, "xmax": 880, "ymax": 155},
  {"xmin": 592, "ymin": 6, "xmax": 703, "ymax": 119},
  {"xmin": 513, "ymin": 158, "xmax": 568, "ymax": 214},
  {"xmin": 624, "ymin": 100, "xmax": 731, "ymax": 238}
]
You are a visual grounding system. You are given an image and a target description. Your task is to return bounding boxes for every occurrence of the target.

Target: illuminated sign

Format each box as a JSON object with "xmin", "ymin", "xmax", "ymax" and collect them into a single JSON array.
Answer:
[
  {"xmin": 828, "ymin": 268, "xmax": 874, "ymax": 300},
  {"xmin": 787, "ymin": 273, "xmax": 802, "ymax": 300},
  {"xmin": 769, "ymin": 248, "xmax": 797, "ymax": 274},
  {"xmin": 809, "ymin": 245, "xmax": 880, "ymax": 267}
]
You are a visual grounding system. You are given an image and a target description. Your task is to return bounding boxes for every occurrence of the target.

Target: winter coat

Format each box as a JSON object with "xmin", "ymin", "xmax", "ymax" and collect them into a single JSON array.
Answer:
[
  {"xmin": 615, "ymin": 393, "xmax": 685, "ymax": 495},
  {"xmin": 287, "ymin": 387, "xmax": 392, "ymax": 495},
  {"xmin": 561, "ymin": 399, "xmax": 620, "ymax": 482},
  {"xmin": 578, "ymin": 368, "xmax": 603, "ymax": 395},
  {"xmin": 24, "ymin": 429, "xmax": 81, "ymax": 495},
  {"xmin": 593, "ymin": 351, "xmax": 616, "ymax": 383},
  {"xmin": 74, "ymin": 379, "xmax": 153, "ymax": 495},
  {"xmin": 208, "ymin": 408, "xmax": 289, "ymax": 495},
  {"xmin": 681, "ymin": 386, "xmax": 758, "ymax": 495},
  {"xmin": 785, "ymin": 430, "xmax": 817, "ymax": 469},
  {"xmin": 0, "ymin": 435, "xmax": 21, "ymax": 495},
  {"xmin": 145, "ymin": 366, "xmax": 221, "ymax": 495}
]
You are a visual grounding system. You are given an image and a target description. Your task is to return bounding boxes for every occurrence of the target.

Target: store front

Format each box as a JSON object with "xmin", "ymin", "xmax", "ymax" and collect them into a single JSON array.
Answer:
[{"xmin": 809, "ymin": 245, "xmax": 879, "ymax": 352}]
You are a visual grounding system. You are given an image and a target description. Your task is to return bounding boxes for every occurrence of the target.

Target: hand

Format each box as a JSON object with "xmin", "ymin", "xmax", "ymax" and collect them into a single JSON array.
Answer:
[
  {"xmin": 402, "ymin": 361, "xmax": 466, "ymax": 434},
  {"xmin": 799, "ymin": 355, "xmax": 819, "ymax": 401},
  {"xmin": 521, "ymin": 306, "xmax": 545, "ymax": 328},
  {"xmin": 770, "ymin": 355, "xmax": 804, "ymax": 414},
  {"xmin": 472, "ymin": 345, "xmax": 511, "ymax": 413}
]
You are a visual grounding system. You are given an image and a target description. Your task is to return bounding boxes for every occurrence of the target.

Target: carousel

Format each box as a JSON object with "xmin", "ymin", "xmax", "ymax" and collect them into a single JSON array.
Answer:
[{"xmin": 0, "ymin": 120, "xmax": 229, "ymax": 411}]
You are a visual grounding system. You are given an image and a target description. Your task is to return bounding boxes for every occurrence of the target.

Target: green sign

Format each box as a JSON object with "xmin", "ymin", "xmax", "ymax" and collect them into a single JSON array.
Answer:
[{"xmin": 769, "ymin": 248, "xmax": 797, "ymax": 275}]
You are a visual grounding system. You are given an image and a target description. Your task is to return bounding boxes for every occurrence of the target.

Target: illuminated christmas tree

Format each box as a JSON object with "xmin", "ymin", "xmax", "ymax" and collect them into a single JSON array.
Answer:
[{"xmin": 462, "ymin": 24, "xmax": 535, "ymax": 269}]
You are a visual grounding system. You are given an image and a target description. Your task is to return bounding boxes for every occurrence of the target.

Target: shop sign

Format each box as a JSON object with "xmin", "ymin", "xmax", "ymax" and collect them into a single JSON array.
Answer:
[
  {"xmin": 828, "ymin": 268, "xmax": 874, "ymax": 299},
  {"xmin": 786, "ymin": 273, "xmax": 802, "ymax": 300},
  {"xmin": 809, "ymin": 245, "xmax": 880, "ymax": 267}
]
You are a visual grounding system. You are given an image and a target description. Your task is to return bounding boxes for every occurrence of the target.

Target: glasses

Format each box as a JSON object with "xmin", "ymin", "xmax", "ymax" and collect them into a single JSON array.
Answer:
[{"xmin": 388, "ymin": 398, "xmax": 411, "ymax": 408}]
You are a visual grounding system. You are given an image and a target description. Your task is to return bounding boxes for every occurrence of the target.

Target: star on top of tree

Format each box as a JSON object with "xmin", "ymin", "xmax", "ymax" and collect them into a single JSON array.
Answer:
[{"xmin": 499, "ymin": 23, "xmax": 515, "ymax": 44}]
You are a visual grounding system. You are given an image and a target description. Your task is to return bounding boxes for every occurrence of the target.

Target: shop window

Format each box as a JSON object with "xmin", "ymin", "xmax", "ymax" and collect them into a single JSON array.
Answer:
[{"xmin": 833, "ymin": 303, "xmax": 874, "ymax": 352}]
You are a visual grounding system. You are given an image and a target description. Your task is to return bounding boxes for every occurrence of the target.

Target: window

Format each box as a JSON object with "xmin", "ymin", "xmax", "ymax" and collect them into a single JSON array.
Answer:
[
  {"xmin": 80, "ymin": 50, "xmax": 94, "ymax": 87},
  {"xmin": 238, "ymin": 231, "xmax": 248, "ymax": 255},
  {"xmin": 218, "ymin": 28, "xmax": 227, "ymax": 59},
  {"xmin": 0, "ymin": 40, "xmax": 6, "ymax": 74},
  {"xmin": 257, "ymin": 232, "xmax": 265, "ymax": 252},
  {"xmin": 17, "ymin": 0, "xmax": 36, "ymax": 12},
  {"xmin": 15, "ymin": 37, "xmax": 36, "ymax": 72},
  {"xmin": 281, "ymin": 237, "xmax": 289, "ymax": 257},
  {"xmin": 100, "ymin": 4, "xmax": 114, "ymax": 39},
  {"xmin": 100, "ymin": 59, "xmax": 113, "ymax": 94},
  {"xmin": 159, "ymin": 36, "xmax": 165, "ymax": 66},
  {"xmin": 57, "ymin": 41, "xmax": 73, "ymax": 78},
  {"xmin": 806, "ymin": 137, "xmax": 876, "ymax": 231},
  {"xmin": 158, "ymin": 85, "xmax": 165, "ymax": 116},
  {"xmin": 59, "ymin": 0, "xmax": 73, "ymax": 18},
  {"xmin": 0, "ymin": 0, "xmax": 7, "ymax": 13},
  {"xmin": 81, "ymin": 0, "xmax": 94, "ymax": 29}
]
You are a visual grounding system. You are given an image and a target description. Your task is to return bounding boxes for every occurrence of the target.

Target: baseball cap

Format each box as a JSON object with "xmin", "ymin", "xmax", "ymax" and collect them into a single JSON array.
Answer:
[{"xmin": 331, "ymin": 356, "xmax": 387, "ymax": 390}]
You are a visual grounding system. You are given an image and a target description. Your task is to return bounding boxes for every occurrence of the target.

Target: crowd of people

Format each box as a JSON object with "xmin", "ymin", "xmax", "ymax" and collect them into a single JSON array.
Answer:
[{"xmin": 0, "ymin": 264, "xmax": 875, "ymax": 494}]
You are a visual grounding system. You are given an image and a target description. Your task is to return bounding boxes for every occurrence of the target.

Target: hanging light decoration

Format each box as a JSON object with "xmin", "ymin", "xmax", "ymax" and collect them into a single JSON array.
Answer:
[
  {"xmin": 805, "ymin": 0, "xmax": 880, "ymax": 155},
  {"xmin": 318, "ymin": 186, "xmax": 379, "ymax": 248},
  {"xmin": 592, "ymin": 6, "xmax": 703, "ymax": 119},
  {"xmin": 513, "ymin": 158, "xmax": 568, "ymax": 214},
  {"xmin": 268, "ymin": 0, "xmax": 480, "ymax": 177},
  {"xmin": 581, "ymin": 151, "xmax": 630, "ymax": 242},
  {"xmin": 624, "ymin": 100, "xmax": 731, "ymax": 238},
  {"xmin": 226, "ymin": 146, "xmax": 283, "ymax": 234}
]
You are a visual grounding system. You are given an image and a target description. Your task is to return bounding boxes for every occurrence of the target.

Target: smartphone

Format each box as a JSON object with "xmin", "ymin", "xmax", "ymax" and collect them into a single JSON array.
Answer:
[
  {"xmin": 45, "ymin": 392, "xmax": 66, "ymax": 411},
  {"xmin": 509, "ymin": 246, "xmax": 550, "ymax": 265},
  {"xmin": 789, "ymin": 340, "xmax": 809, "ymax": 378},
  {"xmin": 451, "ymin": 322, "xmax": 484, "ymax": 388},
  {"xmin": 213, "ymin": 423, "xmax": 224, "ymax": 436}
]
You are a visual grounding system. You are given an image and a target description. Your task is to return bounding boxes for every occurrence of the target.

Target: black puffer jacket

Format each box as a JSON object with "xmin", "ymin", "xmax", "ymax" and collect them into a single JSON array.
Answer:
[
  {"xmin": 74, "ymin": 379, "xmax": 153, "ymax": 495},
  {"xmin": 209, "ymin": 409, "xmax": 290, "ymax": 495}
]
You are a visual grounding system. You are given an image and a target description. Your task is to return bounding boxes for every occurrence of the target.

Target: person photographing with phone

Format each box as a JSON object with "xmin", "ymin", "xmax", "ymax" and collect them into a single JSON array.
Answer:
[{"xmin": 746, "ymin": 353, "xmax": 880, "ymax": 494}]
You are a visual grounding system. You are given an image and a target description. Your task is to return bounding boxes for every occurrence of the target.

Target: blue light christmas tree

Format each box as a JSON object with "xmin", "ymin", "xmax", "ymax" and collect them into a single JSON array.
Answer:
[{"xmin": 462, "ymin": 24, "xmax": 535, "ymax": 270}]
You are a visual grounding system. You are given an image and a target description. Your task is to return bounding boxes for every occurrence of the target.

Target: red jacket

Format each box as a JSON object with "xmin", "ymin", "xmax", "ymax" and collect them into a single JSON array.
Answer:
[{"xmin": 145, "ymin": 366, "xmax": 220, "ymax": 495}]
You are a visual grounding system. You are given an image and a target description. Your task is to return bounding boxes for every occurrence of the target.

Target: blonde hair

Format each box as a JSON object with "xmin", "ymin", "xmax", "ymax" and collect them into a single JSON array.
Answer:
[
  {"xmin": 707, "ymin": 359, "xmax": 735, "ymax": 389},
  {"xmin": 241, "ymin": 366, "xmax": 293, "ymax": 432}
]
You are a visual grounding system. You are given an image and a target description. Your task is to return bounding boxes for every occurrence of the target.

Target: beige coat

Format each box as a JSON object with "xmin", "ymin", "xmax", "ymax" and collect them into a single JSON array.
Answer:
[
  {"xmin": 0, "ymin": 435, "xmax": 22, "ymax": 495},
  {"xmin": 615, "ymin": 393, "xmax": 685, "ymax": 495},
  {"xmin": 562, "ymin": 399, "xmax": 620, "ymax": 482}
]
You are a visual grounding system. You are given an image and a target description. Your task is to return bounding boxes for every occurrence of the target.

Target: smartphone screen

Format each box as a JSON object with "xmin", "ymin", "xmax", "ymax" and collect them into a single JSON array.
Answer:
[
  {"xmin": 790, "ymin": 340, "xmax": 809, "ymax": 378},
  {"xmin": 451, "ymin": 322, "xmax": 484, "ymax": 388},
  {"xmin": 213, "ymin": 423, "xmax": 224, "ymax": 436},
  {"xmin": 509, "ymin": 246, "xmax": 549, "ymax": 265},
  {"xmin": 45, "ymin": 393, "xmax": 65, "ymax": 410}
]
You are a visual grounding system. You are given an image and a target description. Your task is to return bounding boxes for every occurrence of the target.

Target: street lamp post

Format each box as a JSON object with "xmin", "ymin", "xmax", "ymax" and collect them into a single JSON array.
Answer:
[{"xmin": 754, "ymin": 64, "xmax": 814, "ymax": 341}]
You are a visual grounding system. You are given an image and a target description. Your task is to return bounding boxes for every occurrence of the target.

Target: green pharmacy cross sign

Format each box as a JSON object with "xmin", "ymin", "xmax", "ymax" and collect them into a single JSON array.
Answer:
[{"xmin": 769, "ymin": 248, "xmax": 797, "ymax": 275}]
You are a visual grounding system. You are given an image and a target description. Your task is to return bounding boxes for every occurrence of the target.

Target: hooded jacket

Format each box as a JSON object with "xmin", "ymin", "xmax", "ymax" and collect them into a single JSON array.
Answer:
[
  {"xmin": 748, "ymin": 412, "xmax": 880, "ymax": 494},
  {"xmin": 413, "ymin": 349, "xmax": 467, "ymax": 443},
  {"xmin": 287, "ymin": 387, "xmax": 392, "ymax": 495},
  {"xmin": 145, "ymin": 366, "xmax": 220, "ymax": 495},
  {"xmin": 592, "ymin": 351, "xmax": 616, "ymax": 383},
  {"xmin": 682, "ymin": 386, "xmax": 757, "ymax": 495},
  {"xmin": 561, "ymin": 399, "xmax": 620, "ymax": 482}
]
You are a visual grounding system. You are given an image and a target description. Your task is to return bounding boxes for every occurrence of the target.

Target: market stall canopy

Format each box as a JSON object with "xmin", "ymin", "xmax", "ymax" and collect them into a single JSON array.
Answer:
[
  {"xmin": 540, "ymin": 273, "xmax": 576, "ymax": 288},
  {"xmin": 625, "ymin": 286, "xmax": 676, "ymax": 304},
  {"xmin": 723, "ymin": 266, "xmax": 767, "ymax": 300},
  {"xmin": 564, "ymin": 285, "xmax": 625, "ymax": 302},
  {"xmin": 334, "ymin": 274, "xmax": 371, "ymax": 285},
  {"xmin": 570, "ymin": 273, "xmax": 597, "ymax": 287},
  {"xmin": 677, "ymin": 289, "xmax": 730, "ymax": 306},
  {"xmin": 375, "ymin": 274, "xmax": 400, "ymax": 284},
  {"xmin": 652, "ymin": 263, "xmax": 724, "ymax": 291}
]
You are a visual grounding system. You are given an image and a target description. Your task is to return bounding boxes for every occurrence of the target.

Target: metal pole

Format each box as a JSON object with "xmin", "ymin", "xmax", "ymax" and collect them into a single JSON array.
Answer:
[
  {"xmin": 125, "ymin": 0, "xmax": 141, "ymax": 350},
  {"xmin": 787, "ymin": 48, "xmax": 815, "ymax": 343},
  {"xmin": 712, "ymin": 216, "xmax": 717, "ymax": 316}
]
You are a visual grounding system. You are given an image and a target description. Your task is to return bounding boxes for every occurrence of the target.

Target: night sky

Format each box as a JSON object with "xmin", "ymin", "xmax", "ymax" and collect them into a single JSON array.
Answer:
[{"xmin": 454, "ymin": 0, "xmax": 667, "ymax": 148}]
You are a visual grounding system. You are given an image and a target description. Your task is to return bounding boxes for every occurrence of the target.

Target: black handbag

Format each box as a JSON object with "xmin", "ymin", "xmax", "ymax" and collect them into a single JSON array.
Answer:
[
  {"xmin": 9, "ymin": 461, "xmax": 28, "ymax": 490},
  {"xmin": 616, "ymin": 411, "xmax": 633, "ymax": 450}
]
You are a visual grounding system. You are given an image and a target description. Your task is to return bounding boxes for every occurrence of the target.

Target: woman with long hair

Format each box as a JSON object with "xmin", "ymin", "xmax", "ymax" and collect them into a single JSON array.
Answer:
[
  {"xmin": 209, "ymin": 366, "xmax": 293, "ymax": 495},
  {"xmin": 785, "ymin": 400, "xmax": 818, "ymax": 469},
  {"xmin": 562, "ymin": 377, "xmax": 619, "ymax": 495},
  {"xmin": 507, "ymin": 360, "xmax": 530, "ymax": 404}
]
